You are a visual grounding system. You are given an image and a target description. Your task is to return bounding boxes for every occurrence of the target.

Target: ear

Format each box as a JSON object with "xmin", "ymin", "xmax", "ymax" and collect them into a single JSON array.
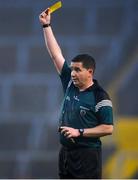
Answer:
[{"xmin": 88, "ymin": 68, "xmax": 93, "ymax": 75}]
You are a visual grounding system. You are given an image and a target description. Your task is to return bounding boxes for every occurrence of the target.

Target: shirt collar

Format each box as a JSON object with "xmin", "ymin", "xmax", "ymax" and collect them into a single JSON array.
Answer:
[{"xmin": 85, "ymin": 79, "xmax": 99, "ymax": 91}]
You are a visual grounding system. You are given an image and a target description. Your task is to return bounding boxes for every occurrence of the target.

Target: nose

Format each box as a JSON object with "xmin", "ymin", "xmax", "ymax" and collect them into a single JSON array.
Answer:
[{"xmin": 71, "ymin": 70, "xmax": 76, "ymax": 77}]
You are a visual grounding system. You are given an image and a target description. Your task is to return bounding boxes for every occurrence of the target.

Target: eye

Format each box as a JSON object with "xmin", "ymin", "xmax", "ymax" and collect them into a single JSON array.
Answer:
[
  {"xmin": 74, "ymin": 67, "xmax": 81, "ymax": 72},
  {"xmin": 70, "ymin": 66, "xmax": 81, "ymax": 72}
]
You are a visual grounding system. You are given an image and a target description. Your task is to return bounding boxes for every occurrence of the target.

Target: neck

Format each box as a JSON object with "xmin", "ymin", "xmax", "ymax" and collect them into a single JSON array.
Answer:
[{"xmin": 79, "ymin": 81, "xmax": 94, "ymax": 91}]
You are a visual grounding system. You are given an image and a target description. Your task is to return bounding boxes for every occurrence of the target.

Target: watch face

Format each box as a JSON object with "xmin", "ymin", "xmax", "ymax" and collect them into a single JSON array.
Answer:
[
  {"xmin": 80, "ymin": 129, "xmax": 84, "ymax": 133},
  {"xmin": 79, "ymin": 129, "xmax": 84, "ymax": 136}
]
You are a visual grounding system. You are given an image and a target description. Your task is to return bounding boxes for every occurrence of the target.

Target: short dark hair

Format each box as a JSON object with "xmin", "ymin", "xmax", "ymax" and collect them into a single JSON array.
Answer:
[{"xmin": 71, "ymin": 54, "xmax": 96, "ymax": 73}]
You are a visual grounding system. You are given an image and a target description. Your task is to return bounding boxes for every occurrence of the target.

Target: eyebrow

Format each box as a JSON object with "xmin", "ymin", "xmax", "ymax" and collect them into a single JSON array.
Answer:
[{"xmin": 70, "ymin": 66, "xmax": 81, "ymax": 71}]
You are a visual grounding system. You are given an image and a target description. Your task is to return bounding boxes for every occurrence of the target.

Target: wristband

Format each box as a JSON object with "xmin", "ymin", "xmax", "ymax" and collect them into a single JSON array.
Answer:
[{"xmin": 42, "ymin": 24, "xmax": 51, "ymax": 28}]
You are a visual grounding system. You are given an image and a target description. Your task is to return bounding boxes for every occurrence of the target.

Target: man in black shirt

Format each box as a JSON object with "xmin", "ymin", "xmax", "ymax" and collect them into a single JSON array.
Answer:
[{"xmin": 39, "ymin": 8, "xmax": 113, "ymax": 179}]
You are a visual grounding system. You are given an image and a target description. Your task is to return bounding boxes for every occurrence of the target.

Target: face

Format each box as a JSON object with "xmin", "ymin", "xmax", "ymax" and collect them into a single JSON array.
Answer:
[{"xmin": 70, "ymin": 62, "xmax": 93, "ymax": 89}]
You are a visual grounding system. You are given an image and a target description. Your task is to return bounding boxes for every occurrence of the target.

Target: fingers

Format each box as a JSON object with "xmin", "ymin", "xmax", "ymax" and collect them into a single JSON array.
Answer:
[
  {"xmin": 45, "ymin": 8, "xmax": 50, "ymax": 15},
  {"xmin": 59, "ymin": 126, "xmax": 76, "ymax": 143},
  {"xmin": 60, "ymin": 127, "xmax": 69, "ymax": 135},
  {"xmin": 39, "ymin": 8, "xmax": 50, "ymax": 18},
  {"xmin": 61, "ymin": 129, "xmax": 69, "ymax": 137},
  {"xmin": 63, "ymin": 131, "xmax": 73, "ymax": 139},
  {"xmin": 39, "ymin": 7, "xmax": 51, "ymax": 25},
  {"xmin": 39, "ymin": 11, "xmax": 46, "ymax": 18},
  {"xmin": 60, "ymin": 127, "xmax": 72, "ymax": 138},
  {"xmin": 65, "ymin": 131, "xmax": 70, "ymax": 138}
]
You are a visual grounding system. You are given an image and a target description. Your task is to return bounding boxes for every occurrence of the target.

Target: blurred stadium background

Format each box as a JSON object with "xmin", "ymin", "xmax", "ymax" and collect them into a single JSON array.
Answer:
[{"xmin": 0, "ymin": 0, "xmax": 138, "ymax": 178}]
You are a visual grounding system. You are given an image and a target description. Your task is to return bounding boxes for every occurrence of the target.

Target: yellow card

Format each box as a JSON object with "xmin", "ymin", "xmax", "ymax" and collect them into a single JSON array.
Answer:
[{"xmin": 49, "ymin": 1, "xmax": 62, "ymax": 13}]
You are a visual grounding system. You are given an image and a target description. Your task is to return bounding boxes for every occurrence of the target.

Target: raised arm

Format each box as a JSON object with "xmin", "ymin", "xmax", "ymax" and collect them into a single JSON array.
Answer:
[{"xmin": 39, "ymin": 9, "xmax": 65, "ymax": 74}]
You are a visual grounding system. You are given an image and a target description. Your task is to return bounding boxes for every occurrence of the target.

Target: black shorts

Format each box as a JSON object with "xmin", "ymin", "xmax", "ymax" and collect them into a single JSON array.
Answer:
[{"xmin": 58, "ymin": 146, "xmax": 102, "ymax": 179}]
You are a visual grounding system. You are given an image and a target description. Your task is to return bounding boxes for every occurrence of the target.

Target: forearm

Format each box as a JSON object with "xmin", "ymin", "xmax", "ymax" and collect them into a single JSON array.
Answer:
[
  {"xmin": 43, "ymin": 26, "xmax": 65, "ymax": 73},
  {"xmin": 43, "ymin": 26, "xmax": 62, "ymax": 60},
  {"xmin": 60, "ymin": 124, "xmax": 113, "ymax": 139},
  {"xmin": 83, "ymin": 124, "xmax": 113, "ymax": 138}
]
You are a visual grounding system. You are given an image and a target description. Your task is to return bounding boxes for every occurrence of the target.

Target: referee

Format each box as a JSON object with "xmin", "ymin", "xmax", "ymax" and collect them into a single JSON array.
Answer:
[{"xmin": 39, "ymin": 8, "xmax": 113, "ymax": 179}]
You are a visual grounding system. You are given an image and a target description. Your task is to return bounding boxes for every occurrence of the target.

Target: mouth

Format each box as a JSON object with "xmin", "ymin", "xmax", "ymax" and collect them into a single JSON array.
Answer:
[
  {"xmin": 72, "ymin": 78, "xmax": 77, "ymax": 81},
  {"xmin": 72, "ymin": 78, "xmax": 79, "ymax": 84}
]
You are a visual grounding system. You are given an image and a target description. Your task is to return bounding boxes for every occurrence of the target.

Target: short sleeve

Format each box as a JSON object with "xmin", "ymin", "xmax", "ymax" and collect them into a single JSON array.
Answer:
[
  {"xmin": 96, "ymin": 105, "xmax": 113, "ymax": 124},
  {"xmin": 95, "ymin": 91, "xmax": 113, "ymax": 125},
  {"xmin": 60, "ymin": 61, "xmax": 71, "ymax": 93}
]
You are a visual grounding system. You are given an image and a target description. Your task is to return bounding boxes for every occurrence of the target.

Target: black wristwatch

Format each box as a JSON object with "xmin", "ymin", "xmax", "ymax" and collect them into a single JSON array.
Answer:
[{"xmin": 79, "ymin": 128, "xmax": 84, "ymax": 137}]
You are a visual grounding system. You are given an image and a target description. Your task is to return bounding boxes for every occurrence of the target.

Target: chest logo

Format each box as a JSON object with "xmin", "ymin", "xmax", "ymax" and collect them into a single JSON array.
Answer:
[
  {"xmin": 73, "ymin": 96, "xmax": 79, "ymax": 101},
  {"xmin": 80, "ymin": 109, "xmax": 86, "ymax": 117}
]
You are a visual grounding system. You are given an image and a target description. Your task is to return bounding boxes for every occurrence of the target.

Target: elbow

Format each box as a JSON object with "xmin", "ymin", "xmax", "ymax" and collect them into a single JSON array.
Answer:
[
  {"xmin": 107, "ymin": 125, "xmax": 113, "ymax": 135},
  {"xmin": 102, "ymin": 124, "xmax": 113, "ymax": 135}
]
